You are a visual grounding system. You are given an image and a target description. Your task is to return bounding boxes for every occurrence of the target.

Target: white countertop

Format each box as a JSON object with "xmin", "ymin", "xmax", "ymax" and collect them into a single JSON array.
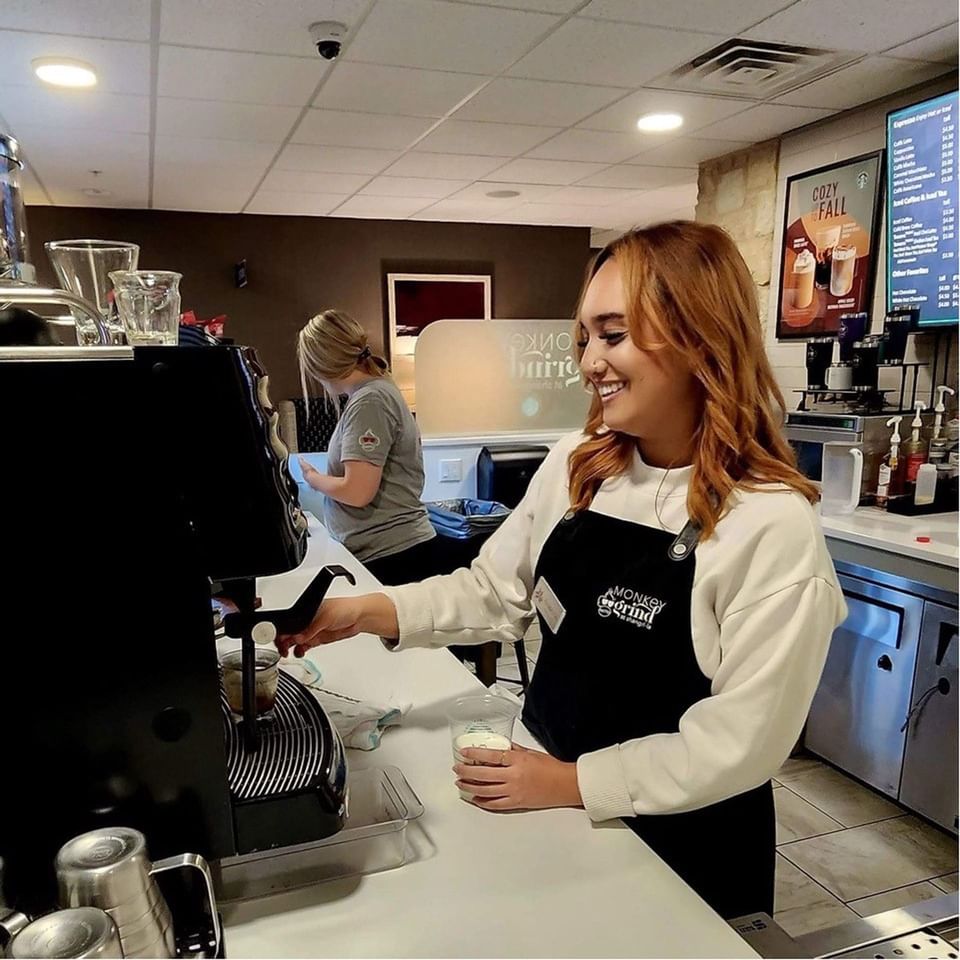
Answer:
[
  {"xmin": 819, "ymin": 507, "xmax": 959, "ymax": 568},
  {"xmin": 222, "ymin": 518, "xmax": 756, "ymax": 959}
]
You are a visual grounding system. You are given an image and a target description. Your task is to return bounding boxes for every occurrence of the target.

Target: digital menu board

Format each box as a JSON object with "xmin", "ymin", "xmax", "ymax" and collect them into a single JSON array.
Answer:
[{"xmin": 887, "ymin": 91, "xmax": 959, "ymax": 327}]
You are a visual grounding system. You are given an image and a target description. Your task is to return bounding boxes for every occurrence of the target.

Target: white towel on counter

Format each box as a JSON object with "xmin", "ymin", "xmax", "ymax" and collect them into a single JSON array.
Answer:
[
  {"xmin": 278, "ymin": 658, "xmax": 409, "ymax": 750},
  {"xmin": 308, "ymin": 687, "xmax": 410, "ymax": 751}
]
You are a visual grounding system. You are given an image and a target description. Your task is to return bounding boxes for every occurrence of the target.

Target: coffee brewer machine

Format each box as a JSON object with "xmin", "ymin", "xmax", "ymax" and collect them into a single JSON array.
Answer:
[{"xmin": 0, "ymin": 343, "xmax": 350, "ymax": 936}]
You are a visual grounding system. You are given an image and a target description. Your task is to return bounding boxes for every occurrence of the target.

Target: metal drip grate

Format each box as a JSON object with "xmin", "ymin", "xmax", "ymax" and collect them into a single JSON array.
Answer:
[
  {"xmin": 836, "ymin": 931, "xmax": 959, "ymax": 958},
  {"xmin": 221, "ymin": 672, "xmax": 329, "ymax": 800}
]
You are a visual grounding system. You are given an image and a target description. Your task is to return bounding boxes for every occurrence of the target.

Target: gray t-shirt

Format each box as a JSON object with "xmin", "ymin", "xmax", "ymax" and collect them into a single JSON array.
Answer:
[{"xmin": 323, "ymin": 378, "xmax": 435, "ymax": 562}]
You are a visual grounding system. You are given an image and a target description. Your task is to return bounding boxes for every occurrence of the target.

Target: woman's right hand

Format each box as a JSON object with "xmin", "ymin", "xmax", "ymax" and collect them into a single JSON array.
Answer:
[{"xmin": 276, "ymin": 593, "xmax": 399, "ymax": 658}]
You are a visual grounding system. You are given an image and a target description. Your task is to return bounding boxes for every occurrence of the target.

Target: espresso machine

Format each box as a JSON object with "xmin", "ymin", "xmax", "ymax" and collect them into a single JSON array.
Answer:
[{"xmin": 0, "ymin": 342, "xmax": 350, "ymax": 937}]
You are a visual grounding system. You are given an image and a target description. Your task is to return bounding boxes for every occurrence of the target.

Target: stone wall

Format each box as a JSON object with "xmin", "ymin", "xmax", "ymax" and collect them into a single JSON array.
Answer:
[{"xmin": 695, "ymin": 139, "xmax": 780, "ymax": 332}]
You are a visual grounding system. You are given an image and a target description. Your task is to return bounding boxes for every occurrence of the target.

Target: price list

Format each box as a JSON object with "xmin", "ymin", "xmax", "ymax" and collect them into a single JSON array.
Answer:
[{"xmin": 888, "ymin": 92, "xmax": 959, "ymax": 324}]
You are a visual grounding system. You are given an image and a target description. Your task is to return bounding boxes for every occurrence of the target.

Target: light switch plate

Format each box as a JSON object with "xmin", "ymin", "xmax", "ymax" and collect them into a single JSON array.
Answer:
[{"xmin": 439, "ymin": 458, "xmax": 463, "ymax": 482}]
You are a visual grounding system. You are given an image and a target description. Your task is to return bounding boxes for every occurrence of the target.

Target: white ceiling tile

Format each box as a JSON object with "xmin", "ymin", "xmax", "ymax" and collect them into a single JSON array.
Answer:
[
  {"xmin": 414, "ymin": 119, "xmax": 558, "ymax": 157},
  {"xmin": 525, "ymin": 129, "xmax": 646, "ymax": 163},
  {"xmin": 410, "ymin": 198, "xmax": 523, "ymax": 222},
  {"xmin": 452, "ymin": 77, "xmax": 626, "ymax": 127},
  {"xmin": 48, "ymin": 188, "xmax": 149, "ymax": 208},
  {"xmin": 576, "ymin": 165, "xmax": 695, "ymax": 189},
  {"xmin": 695, "ymin": 103, "xmax": 835, "ymax": 141},
  {"xmin": 153, "ymin": 136, "xmax": 278, "ymax": 168},
  {"xmin": 2, "ymin": 85, "xmax": 148, "ymax": 133},
  {"xmin": 447, "ymin": 181, "xmax": 559, "ymax": 202},
  {"xmin": 0, "ymin": 0, "xmax": 150, "ymax": 40},
  {"xmin": 160, "ymin": 0, "xmax": 369, "ymax": 55},
  {"xmin": 246, "ymin": 191, "xmax": 351, "ymax": 215},
  {"xmin": 153, "ymin": 184, "xmax": 251, "ymax": 213},
  {"xmin": 884, "ymin": 23, "xmax": 958, "ymax": 63},
  {"xmin": 774, "ymin": 57, "xmax": 954, "ymax": 109},
  {"xmin": 276, "ymin": 143, "xmax": 401, "ymax": 174},
  {"xmin": 628, "ymin": 136, "xmax": 753, "ymax": 168},
  {"xmin": 579, "ymin": 0, "xmax": 795, "ymax": 34},
  {"xmin": 544, "ymin": 185, "xmax": 642, "ymax": 205},
  {"xmin": 13, "ymin": 127, "xmax": 149, "ymax": 171},
  {"xmin": 32, "ymin": 159, "xmax": 147, "ymax": 199},
  {"xmin": 158, "ymin": 46, "xmax": 326, "ymax": 106},
  {"xmin": 314, "ymin": 63, "xmax": 487, "ymax": 118},
  {"xmin": 331, "ymin": 195, "xmax": 433, "ymax": 218},
  {"xmin": 345, "ymin": 0, "xmax": 559, "ymax": 73},
  {"xmin": 444, "ymin": 0, "xmax": 582, "ymax": 10},
  {"xmin": 491, "ymin": 157, "xmax": 609, "ymax": 184},
  {"xmin": 153, "ymin": 162, "xmax": 263, "ymax": 195},
  {"xmin": 0, "ymin": 31, "xmax": 149, "ymax": 95},
  {"xmin": 578, "ymin": 89, "xmax": 753, "ymax": 135},
  {"xmin": 383, "ymin": 152, "xmax": 511, "ymax": 179},
  {"xmin": 359, "ymin": 176, "xmax": 468, "ymax": 198},
  {"xmin": 745, "ymin": 0, "xmax": 959, "ymax": 53},
  {"xmin": 155, "ymin": 98, "xmax": 300, "ymax": 142},
  {"xmin": 260, "ymin": 169, "xmax": 370, "ymax": 194},
  {"xmin": 508, "ymin": 19, "xmax": 716, "ymax": 87},
  {"xmin": 293, "ymin": 109, "xmax": 435, "ymax": 149},
  {"xmin": 500, "ymin": 202, "xmax": 611, "ymax": 227}
]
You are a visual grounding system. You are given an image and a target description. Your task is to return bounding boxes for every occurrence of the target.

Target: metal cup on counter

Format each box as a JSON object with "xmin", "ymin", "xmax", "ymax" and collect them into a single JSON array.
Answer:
[
  {"xmin": 851, "ymin": 336, "xmax": 881, "ymax": 392},
  {"xmin": 879, "ymin": 311, "xmax": 913, "ymax": 365},
  {"xmin": 1, "ymin": 907, "xmax": 122, "ymax": 959},
  {"xmin": 55, "ymin": 827, "xmax": 220, "ymax": 959},
  {"xmin": 805, "ymin": 337, "xmax": 834, "ymax": 390},
  {"xmin": 837, "ymin": 311, "xmax": 868, "ymax": 362}
]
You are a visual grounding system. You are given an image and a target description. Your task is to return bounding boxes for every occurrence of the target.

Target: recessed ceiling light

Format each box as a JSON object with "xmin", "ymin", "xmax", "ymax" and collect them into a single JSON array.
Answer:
[
  {"xmin": 636, "ymin": 112, "xmax": 683, "ymax": 133},
  {"xmin": 486, "ymin": 189, "xmax": 521, "ymax": 199},
  {"xmin": 32, "ymin": 57, "xmax": 98, "ymax": 88}
]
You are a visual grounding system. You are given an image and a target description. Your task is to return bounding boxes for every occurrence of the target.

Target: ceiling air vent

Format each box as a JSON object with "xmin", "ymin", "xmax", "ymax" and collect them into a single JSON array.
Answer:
[{"xmin": 660, "ymin": 39, "xmax": 860, "ymax": 100}]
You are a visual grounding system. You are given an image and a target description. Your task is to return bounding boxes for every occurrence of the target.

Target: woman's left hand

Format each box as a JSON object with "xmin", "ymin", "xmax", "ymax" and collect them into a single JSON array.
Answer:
[{"xmin": 454, "ymin": 743, "xmax": 583, "ymax": 811}]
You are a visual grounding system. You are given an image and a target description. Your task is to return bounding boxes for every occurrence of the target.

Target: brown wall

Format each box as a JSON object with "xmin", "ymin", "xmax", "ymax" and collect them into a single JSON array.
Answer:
[{"xmin": 26, "ymin": 206, "xmax": 591, "ymax": 399}]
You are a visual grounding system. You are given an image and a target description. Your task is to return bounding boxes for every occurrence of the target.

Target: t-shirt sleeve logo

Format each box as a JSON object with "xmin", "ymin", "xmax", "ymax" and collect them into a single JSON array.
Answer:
[{"xmin": 358, "ymin": 429, "xmax": 381, "ymax": 452}]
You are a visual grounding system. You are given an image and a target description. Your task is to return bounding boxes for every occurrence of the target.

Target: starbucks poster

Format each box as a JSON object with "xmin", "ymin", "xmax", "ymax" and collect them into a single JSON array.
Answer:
[{"xmin": 776, "ymin": 151, "xmax": 884, "ymax": 339}]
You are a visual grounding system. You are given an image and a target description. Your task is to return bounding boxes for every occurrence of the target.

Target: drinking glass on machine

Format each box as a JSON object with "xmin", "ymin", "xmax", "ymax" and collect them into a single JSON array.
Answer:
[
  {"xmin": 46, "ymin": 240, "xmax": 140, "ymax": 345},
  {"xmin": 108, "ymin": 270, "xmax": 182, "ymax": 346},
  {"xmin": 220, "ymin": 646, "xmax": 280, "ymax": 717},
  {"xmin": 56, "ymin": 827, "xmax": 220, "ymax": 960}
]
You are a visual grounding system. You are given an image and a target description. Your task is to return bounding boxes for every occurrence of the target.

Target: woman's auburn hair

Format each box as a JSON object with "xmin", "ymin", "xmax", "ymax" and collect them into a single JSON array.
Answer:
[{"xmin": 568, "ymin": 220, "xmax": 818, "ymax": 540}]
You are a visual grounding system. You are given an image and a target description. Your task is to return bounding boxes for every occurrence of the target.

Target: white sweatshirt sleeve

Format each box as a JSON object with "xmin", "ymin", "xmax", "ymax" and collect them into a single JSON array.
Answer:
[
  {"xmin": 576, "ymin": 575, "xmax": 846, "ymax": 820},
  {"xmin": 379, "ymin": 444, "xmax": 560, "ymax": 649}
]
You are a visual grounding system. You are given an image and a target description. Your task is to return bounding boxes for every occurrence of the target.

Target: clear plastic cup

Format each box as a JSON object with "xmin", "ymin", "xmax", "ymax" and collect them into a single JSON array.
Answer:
[{"xmin": 447, "ymin": 694, "xmax": 519, "ymax": 799}]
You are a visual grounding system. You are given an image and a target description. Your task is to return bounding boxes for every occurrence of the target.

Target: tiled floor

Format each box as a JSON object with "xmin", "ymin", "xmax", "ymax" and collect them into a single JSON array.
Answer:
[{"xmin": 486, "ymin": 641, "xmax": 959, "ymax": 940}]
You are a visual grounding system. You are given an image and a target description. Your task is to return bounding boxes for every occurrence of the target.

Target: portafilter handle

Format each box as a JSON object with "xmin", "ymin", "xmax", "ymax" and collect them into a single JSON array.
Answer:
[{"xmin": 221, "ymin": 564, "xmax": 357, "ymax": 642}]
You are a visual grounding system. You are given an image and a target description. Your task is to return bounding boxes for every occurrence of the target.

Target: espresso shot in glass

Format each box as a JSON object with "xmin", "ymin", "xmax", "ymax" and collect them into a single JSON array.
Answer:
[{"xmin": 220, "ymin": 647, "xmax": 280, "ymax": 718}]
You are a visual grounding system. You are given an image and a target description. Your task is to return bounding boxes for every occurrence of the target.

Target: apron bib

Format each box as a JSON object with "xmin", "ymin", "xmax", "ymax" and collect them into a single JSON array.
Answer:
[{"xmin": 522, "ymin": 508, "xmax": 775, "ymax": 918}]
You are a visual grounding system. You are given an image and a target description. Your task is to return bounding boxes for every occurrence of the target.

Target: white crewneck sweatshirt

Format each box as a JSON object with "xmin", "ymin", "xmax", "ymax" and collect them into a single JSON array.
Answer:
[{"xmin": 381, "ymin": 431, "xmax": 846, "ymax": 822}]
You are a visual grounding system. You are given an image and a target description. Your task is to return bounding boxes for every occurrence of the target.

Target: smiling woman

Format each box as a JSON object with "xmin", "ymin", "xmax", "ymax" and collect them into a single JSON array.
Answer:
[{"xmin": 275, "ymin": 220, "xmax": 847, "ymax": 922}]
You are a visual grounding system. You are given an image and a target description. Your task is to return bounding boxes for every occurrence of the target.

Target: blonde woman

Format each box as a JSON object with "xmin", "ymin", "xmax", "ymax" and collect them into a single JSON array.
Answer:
[
  {"xmin": 280, "ymin": 225, "xmax": 846, "ymax": 918},
  {"xmin": 297, "ymin": 309, "xmax": 444, "ymax": 584}
]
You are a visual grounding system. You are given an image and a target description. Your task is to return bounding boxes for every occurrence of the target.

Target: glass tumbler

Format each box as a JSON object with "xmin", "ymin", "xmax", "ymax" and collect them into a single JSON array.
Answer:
[{"xmin": 108, "ymin": 270, "xmax": 181, "ymax": 346}]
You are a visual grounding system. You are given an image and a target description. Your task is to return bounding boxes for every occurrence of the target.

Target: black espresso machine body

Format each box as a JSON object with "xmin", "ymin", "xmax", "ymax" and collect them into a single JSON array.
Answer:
[{"xmin": 0, "ymin": 344, "xmax": 344, "ymax": 914}]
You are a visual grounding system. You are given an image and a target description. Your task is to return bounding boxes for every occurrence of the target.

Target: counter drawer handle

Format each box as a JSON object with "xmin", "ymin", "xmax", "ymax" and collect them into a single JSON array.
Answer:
[{"xmin": 877, "ymin": 655, "xmax": 893, "ymax": 671}]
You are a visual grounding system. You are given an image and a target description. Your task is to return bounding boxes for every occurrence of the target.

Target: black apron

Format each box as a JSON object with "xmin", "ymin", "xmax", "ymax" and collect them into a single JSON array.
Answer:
[{"xmin": 522, "ymin": 509, "xmax": 775, "ymax": 919}]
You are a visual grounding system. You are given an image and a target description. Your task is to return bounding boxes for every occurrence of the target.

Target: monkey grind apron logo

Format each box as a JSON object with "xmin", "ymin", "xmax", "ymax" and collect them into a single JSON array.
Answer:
[
  {"xmin": 358, "ymin": 429, "xmax": 380, "ymax": 452},
  {"xmin": 596, "ymin": 586, "xmax": 667, "ymax": 629}
]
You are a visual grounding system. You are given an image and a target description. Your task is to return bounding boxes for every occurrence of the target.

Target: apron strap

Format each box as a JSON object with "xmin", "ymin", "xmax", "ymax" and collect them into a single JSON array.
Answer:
[{"xmin": 668, "ymin": 520, "xmax": 700, "ymax": 561}]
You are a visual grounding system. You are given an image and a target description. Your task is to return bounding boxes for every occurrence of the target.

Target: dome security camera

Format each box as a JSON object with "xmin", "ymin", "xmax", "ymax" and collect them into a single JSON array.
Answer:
[{"xmin": 309, "ymin": 21, "xmax": 348, "ymax": 60}]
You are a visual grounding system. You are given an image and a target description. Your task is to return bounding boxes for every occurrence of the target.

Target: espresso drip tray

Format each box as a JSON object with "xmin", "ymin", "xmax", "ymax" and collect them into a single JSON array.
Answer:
[{"xmin": 220, "ymin": 673, "xmax": 330, "ymax": 800}]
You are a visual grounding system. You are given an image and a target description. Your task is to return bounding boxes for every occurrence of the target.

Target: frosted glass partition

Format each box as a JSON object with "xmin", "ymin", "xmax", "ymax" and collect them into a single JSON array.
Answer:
[{"xmin": 415, "ymin": 319, "xmax": 590, "ymax": 438}]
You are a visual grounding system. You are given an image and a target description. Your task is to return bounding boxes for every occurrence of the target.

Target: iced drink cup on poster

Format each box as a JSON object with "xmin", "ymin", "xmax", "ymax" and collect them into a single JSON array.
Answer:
[
  {"xmin": 448, "ymin": 693, "xmax": 519, "ymax": 800},
  {"xmin": 793, "ymin": 249, "xmax": 816, "ymax": 308},
  {"xmin": 830, "ymin": 244, "xmax": 856, "ymax": 297}
]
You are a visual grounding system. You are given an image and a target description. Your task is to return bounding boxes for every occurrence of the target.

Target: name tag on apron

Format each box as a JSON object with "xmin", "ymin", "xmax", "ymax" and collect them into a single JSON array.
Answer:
[{"xmin": 533, "ymin": 576, "xmax": 566, "ymax": 634}]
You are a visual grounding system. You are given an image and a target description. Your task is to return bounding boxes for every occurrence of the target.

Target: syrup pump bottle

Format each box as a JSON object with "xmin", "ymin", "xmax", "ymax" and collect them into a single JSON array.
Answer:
[
  {"xmin": 876, "ymin": 415, "xmax": 904, "ymax": 509},
  {"xmin": 901, "ymin": 401, "xmax": 929, "ymax": 487},
  {"xmin": 928, "ymin": 385, "xmax": 956, "ymax": 467}
]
